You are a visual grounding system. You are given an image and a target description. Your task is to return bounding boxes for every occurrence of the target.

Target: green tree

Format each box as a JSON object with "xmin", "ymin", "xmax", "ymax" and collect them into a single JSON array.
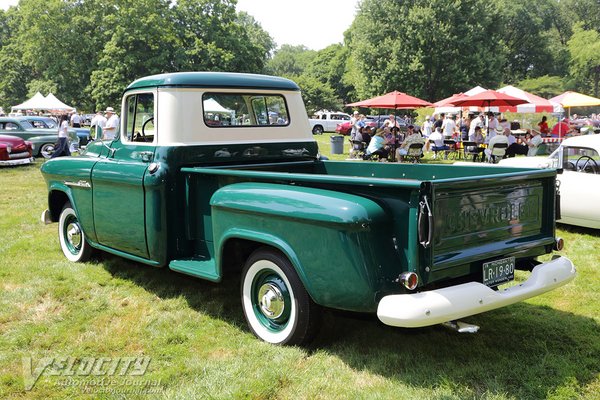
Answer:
[
  {"xmin": 495, "ymin": 0, "xmax": 565, "ymax": 82},
  {"xmin": 15, "ymin": 0, "xmax": 106, "ymax": 110},
  {"xmin": 346, "ymin": 0, "xmax": 505, "ymax": 102},
  {"xmin": 304, "ymin": 44, "xmax": 354, "ymax": 104},
  {"xmin": 266, "ymin": 45, "xmax": 316, "ymax": 77},
  {"xmin": 294, "ymin": 74, "xmax": 340, "ymax": 115},
  {"xmin": 26, "ymin": 79, "xmax": 58, "ymax": 98},
  {"xmin": 91, "ymin": 0, "xmax": 178, "ymax": 108},
  {"xmin": 568, "ymin": 23, "xmax": 600, "ymax": 97},
  {"xmin": 518, "ymin": 75, "xmax": 565, "ymax": 98}
]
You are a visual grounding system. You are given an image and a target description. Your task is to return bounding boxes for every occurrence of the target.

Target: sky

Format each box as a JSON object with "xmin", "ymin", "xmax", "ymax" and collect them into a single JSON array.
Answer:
[
  {"xmin": 0, "ymin": 0, "xmax": 18, "ymax": 10},
  {"xmin": 1, "ymin": 0, "xmax": 358, "ymax": 51},
  {"xmin": 236, "ymin": 0, "xmax": 359, "ymax": 50}
]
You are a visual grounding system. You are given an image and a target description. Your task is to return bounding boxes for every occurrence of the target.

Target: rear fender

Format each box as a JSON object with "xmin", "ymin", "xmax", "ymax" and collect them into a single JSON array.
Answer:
[{"xmin": 209, "ymin": 182, "xmax": 392, "ymax": 311}]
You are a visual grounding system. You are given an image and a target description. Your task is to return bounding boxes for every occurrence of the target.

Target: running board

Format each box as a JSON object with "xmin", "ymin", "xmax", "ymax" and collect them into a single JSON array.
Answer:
[{"xmin": 169, "ymin": 258, "xmax": 220, "ymax": 282}]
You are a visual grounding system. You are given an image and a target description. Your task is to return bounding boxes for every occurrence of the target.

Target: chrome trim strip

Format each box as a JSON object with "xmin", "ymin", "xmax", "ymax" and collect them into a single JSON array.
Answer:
[{"xmin": 64, "ymin": 180, "xmax": 92, "ymax": 188}]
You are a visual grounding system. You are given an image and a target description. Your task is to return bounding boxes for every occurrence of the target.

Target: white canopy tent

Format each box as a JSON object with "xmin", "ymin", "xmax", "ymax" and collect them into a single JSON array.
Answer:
[
  {"xmin": 203, "ymin": 98, "xmax": 234, "ymax": 113},
  {"xmin": 11, "ymin": 92, "xmax": 75, "ymax": 113},
  {"xmin": 44, "ymin": 93, "xmax": 75, "ymax": 112},
  {"xmin": 11, "ymin": 92, "xmax": 47, "ymax": 110}
]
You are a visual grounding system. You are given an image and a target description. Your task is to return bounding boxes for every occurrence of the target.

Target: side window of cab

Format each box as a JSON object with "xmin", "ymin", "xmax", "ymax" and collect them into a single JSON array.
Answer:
[{"xmin": 124, "ymin": 92, "xmax": 155, "ymax": 143}]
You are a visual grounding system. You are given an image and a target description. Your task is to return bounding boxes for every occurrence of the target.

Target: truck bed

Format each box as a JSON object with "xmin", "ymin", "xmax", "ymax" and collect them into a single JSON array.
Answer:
[{"xmin": 181, "ymin": 160, "xmax": 558, "ymax": 291}]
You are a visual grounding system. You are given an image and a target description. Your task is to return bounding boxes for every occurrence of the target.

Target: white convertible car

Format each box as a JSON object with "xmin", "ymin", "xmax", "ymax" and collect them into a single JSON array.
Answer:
[{"xmin": 498, "ymin": 135, "xmax": 600, "ymax": 229}]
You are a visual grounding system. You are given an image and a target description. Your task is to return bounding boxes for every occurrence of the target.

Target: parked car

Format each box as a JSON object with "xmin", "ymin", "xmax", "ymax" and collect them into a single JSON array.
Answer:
[
  {"xmin": 335, "ymin": 117, "xmax": 377, "ymax": 135},
  {"xmin": 0, "ymin": 134, "xmax": 33, "ymax": 166},
  {"xmin": 0, "ymin": 117, "xmax": 79, "ymax": 158},
  {"xmin": 498, "ymin": 134, "xmax": 600, "ymax": 229},
  {"xmin": 308, "ymin": 111, "xmax": 351, "ymax": 134},
  {"xmin": 19, "ymin": 116, "xmax": 91, "ymax": 146}
]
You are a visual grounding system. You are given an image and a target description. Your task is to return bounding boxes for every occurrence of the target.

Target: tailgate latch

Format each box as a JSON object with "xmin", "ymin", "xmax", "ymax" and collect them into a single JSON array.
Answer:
[{"xmin": 418, "ymin": 195, "xmax": 433, "ymax": 248}]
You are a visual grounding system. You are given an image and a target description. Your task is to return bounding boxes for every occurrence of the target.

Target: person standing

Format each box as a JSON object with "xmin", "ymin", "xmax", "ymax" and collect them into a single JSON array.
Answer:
[
  {"xmin": 486, "ymin": 112, "xmax": 499, "ymax": 135},
  {"xmin": 537, "ymin": 116, "xmax": 549, "ymax": 136},
  {"xmin": 103, "ymin": 107, "xmax": 119, "ymax": 140},
  {"xmin": 350, "ymin": 111, "xmax": 359, "ymax": 140},
  {"xmin": 422, "ymin": 115, "xmax": 433, "ymax": 139},
  {"xmin": 70, "ymin": 111, "xmax": 82, "ymax": 128},
  {"xmin": 433, "ymin": 113, "xmax": 444, "ymax": 131},
  {"xmin": 51, "ymin": 114, "xmax": 71, "ymax": 158},
  {"xmin": 442, "ymin": 114, "xmax": 456, "ymax": 139},
  {"xmin": 90, "ymin": 110, "xmax": 107, "ymax": 140},
  {"xmin": 469, "ymin": 114, "xmax": 485, "ymax": 137}
]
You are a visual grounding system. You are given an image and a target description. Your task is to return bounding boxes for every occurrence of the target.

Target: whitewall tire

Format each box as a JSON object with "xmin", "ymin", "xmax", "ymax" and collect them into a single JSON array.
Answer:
[
  {"xmin": 241, "ymin": 248, "xmax": 320, "ymax": 345},
  {"xmin": 58, "ymin": 202, "xmax": 93, "ymax": 262}
]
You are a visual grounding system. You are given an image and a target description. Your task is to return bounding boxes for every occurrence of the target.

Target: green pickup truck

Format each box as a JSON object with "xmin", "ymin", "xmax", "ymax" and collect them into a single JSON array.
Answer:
[{"xmin": 41, "ymin": 72, "xmax": 575, "ymax": 345}]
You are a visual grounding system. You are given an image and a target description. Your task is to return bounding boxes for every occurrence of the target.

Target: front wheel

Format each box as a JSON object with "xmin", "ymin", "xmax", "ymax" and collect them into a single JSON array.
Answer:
[
  {"xmin": 241, "ymin": 248, "xmax": 320, "ymax": 345},
  {"xmin": 58, "ymin": 202, "xmax": 93, "ymax": 262},
  {"xmin": 40, "ymin": 143, "xmax": 55, "ymax": 158},
  {"xmin": 312, "ymin": 125, "xmax": 324, "ymax": 135}
]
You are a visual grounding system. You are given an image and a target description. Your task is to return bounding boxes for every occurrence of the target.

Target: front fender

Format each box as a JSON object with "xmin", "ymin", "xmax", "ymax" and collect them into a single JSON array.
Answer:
[
  {"xmin": 41, "ymin": 157, "xmax": 97, "ymax": 242},
  {"xmin": 210, "ymin": 182, "xmax": 394, "ymax": 312}
]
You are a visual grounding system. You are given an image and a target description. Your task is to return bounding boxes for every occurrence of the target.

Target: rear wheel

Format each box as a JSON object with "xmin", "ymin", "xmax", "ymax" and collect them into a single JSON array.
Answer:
[
  {"xmin": 58, "ymin": 202, "xmax": 93, "ymax": 262},
  {"xmin": 312, "ymin": 125, "xmax": 324, "ymax": 135},
  {"xmin": 241, "ymin": 248, "xmax": 320, "ymax": 345}
]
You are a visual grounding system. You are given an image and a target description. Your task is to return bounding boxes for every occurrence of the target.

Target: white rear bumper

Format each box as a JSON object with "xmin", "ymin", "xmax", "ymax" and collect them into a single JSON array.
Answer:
[{"xmin": 377, "ymin": 256, "xmax": 576, "ymax": 328}]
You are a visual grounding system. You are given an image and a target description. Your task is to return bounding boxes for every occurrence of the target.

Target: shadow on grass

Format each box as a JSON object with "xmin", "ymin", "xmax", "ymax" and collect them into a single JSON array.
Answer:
[
  {"xmin": 101, "ymin": 255, "xmax": 599, "ymax": 399},
  {"xmin": 557, "ymin": 222, "xmax": 600, "ymax": 237}
]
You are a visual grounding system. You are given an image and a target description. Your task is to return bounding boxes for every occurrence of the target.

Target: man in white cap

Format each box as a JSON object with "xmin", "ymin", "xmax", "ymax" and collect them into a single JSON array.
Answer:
[{"xmin": 103, "ymin": 106, "xmax": 119, "ymax": 140}]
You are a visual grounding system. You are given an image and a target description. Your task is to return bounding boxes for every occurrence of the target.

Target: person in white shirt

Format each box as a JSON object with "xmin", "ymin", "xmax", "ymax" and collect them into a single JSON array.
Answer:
[
  {"xmin": 469, "ymin": 114, "xmax": 485, "ymax": 136},
  {"xmin": 422, "ymin": 115, "xmax": 433, "ymax": 139},
  {"xmin": 103, "ymin": 107, "xmax": 119, "ymax": 140},
  {"xmin": 427, "ymin": 127, "xmax": 449, "ymax": 158},
  {"xmin": 484, "ymin": 129, "xmax": 509, "ymax": 162},
  {"xmin": 70, "ymin": 111, "xmax": 82, "ymax": 128},
  {"xmin": 526, "ymin": 129, "xmax": 543, "ymax": 156},
  {"xmin": 383, "ymin": 114, "xmax": 399, "ymax": 129},
  {"xmin": 349, "ymin": 111, "xmax": 359, "ymax": 140},
  {"xmin": 51, "ymin": 114, "xmax": 71, "ymax": 158},
  {"xmin": 486, "ymin": 112, "xmax": 499, "ymax": 136},
  {"xmin": 90, "ymin": 111, "xmax": 107, "ymax": 140},
  {"xmin": 442, "ymin": 114, "xmax": 456, "ymax": 138}
]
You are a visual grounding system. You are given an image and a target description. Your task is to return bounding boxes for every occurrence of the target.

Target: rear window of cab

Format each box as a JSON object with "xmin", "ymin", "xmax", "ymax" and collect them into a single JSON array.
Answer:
[{"xmin": 202, "ymin": 93, "xmax": 290, "ymax": 127}]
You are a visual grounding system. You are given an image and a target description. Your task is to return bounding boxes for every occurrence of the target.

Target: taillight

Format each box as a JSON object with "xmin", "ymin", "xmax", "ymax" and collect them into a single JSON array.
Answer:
[
  {"xmin": 399, "ymin": 272, "xmax": 419, "ymax": 290},
  {"xmin": 553, "ymin": 237, "xmax": 564, "ymax": 251}
]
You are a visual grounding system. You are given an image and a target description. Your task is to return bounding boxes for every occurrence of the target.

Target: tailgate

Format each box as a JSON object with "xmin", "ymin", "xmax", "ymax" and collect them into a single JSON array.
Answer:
[{"xmin": 419, "ymin": 169, "xmax": 557, "ymax": 280}]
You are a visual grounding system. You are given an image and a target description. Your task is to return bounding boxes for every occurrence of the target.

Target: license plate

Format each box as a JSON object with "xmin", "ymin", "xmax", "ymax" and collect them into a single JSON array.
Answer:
[{"xmin": 482, "ymin": 256, "xmax": 515, "ymax": 287}]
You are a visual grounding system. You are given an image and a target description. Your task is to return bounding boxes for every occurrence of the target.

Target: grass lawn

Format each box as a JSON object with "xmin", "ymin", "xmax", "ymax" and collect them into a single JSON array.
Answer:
[{"xmin": 0, "ymin": 149, "xmax": 598, "ymax": 399}]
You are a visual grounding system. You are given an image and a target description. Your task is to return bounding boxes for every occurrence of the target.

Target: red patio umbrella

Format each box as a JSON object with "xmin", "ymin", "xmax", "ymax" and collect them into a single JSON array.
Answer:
[
  {"xmin": 346, "ymin": 90, "xmax": 433, "ymax": 109},
  {"xmin": 452, "ymin": 90, "xmax": 527, "ymax": 135},
  {"xmin": 432, "ymin": 93, "xmax": 465, "ymax": 108},
  {"xmin": 451, "ymin": 90, "xmax": 527, "ymax": 108}
]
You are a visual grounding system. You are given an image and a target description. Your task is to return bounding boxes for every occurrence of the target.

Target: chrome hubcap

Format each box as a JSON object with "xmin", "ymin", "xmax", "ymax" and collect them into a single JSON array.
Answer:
[
  {"xmin": 258, "ymin": 283, "xmax": 285, "ymax": 319},
  {"xmin": 66, "ymin": 223, "xmax": 81, "ymax": 249}
]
